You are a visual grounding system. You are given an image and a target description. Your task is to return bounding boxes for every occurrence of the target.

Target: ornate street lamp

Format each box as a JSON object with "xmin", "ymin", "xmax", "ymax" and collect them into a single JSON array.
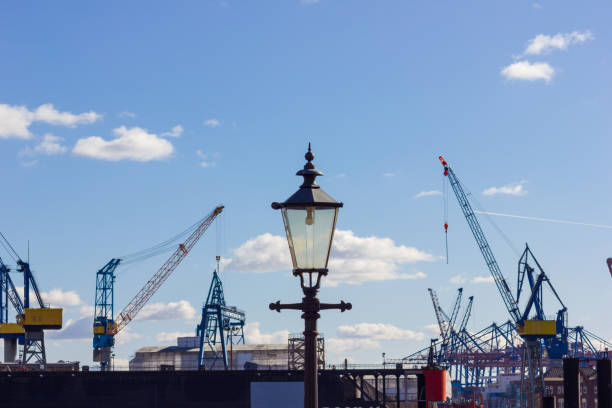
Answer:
[{"xmin": 270, "ymin": 144, "xmax": 352, "ymax": 408}]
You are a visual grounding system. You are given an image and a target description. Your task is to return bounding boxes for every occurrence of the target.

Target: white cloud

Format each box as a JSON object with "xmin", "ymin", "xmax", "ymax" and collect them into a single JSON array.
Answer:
[
  {"xmin": 524, "ymin": 31, "xmax": 593, "ymax": 55},
  {"xmin": 136, "ymin": 300, "xmax": 196, "ymax": 321},
  {"xmin": 20, "ymin": 134, "xmax": 68, "ymax": 157},
  {"xmin": 337, "ymin": 322, "xmax": 425, "ymax": 341},
  {"xmin": 327, "ymin": 338, "xmax": 379, "ymax": 354},
  {"xmin": 301, "ymin": 0, "xmax": 319, "ymax": 4},
  {"xmin": 161, "ymin": 124, "xmax": 183, "ymax": 138},
  {"xmin": 204, "ymin": 118, "xmax": 221, "ymax": 128},
  {"xmin": 20, "ymin": 160, "xmax": 38, "ymax": 167},
  {"xmin": 156, "ymin": 331, "xmax": 194, "ymax": 343},
  {"xmin": 532, "ymin": 3, "xmax": 543, "ymax": 9},
  {"xmin": 73, "ymin": 126, "xmax": 174, "ymax": 162},
  {"xmin": 116, "ymin": 326, "xmax": 142, "ymax": 345},
  {"xmin": 118, "ymin": 111, "xmax": 136, "ymax": 119},
  {"xmin": 225, "ymin": 230, "xmax": 434, "ymax": 286},
  {"xmin": 501, "ymin": 61, "xmax": 554, "ymax": 82},
  {"xmin": 0, "ymin": 103, "xmax": 101, "ymax": 139},
  {"xmin": 33, "ymin": 104, "xmax": 101, "ymax": 127},
  {"xmin": 245, "ymin": 322, "xmax": 289, "ymax": 344},
  {"xmin": 471, "ymin": 276, "xmax": 494, "ymax": 284},
  {"xmin": 79, "ymin": 305, "xmax": 95, "ymax": 318},
  {"xmin": 450, "ymin": 275, "xmax": 466, "ymax": 284},
  {"xmin": 414, "ymin": 190, "xmax": 442, "ymax": 199},
  {"xmin": 225, "ymin": 233, "xmax": 289, "ymax": 273},
  {"xmin": 383, "ymin": 173, "xmax": 395, "ymax": 177},
  {"xmin": 196, "ymin": 149, "xmax": 216, "ymax": 168},
  {"xmin": 482, "ymin": 181, "xmax": 527, "ymax": 196},
  {"xmin": 35, "ymin": 134, "xmax": 68, "ymax": 155},
  {"xmin": 16, "ymin": 287, "xmax": 82, "ymax": 307},
  {"xmin": 425, "ymin": 323, "xmax": 440, "ymax": 335},
  {"xmin": 47, "ymin": 317, "xmax": 90, "ymax": 340}
]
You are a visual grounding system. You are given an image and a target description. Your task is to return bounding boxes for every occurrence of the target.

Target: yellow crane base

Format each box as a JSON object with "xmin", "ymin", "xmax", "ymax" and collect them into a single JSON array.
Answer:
[
  {"xmin": 19, "ymin": 308, "xmax": 63, "ymax": 329},
  {"xmin": 517, "ymin": 320, "xmax": 557, "ymax": 337}
]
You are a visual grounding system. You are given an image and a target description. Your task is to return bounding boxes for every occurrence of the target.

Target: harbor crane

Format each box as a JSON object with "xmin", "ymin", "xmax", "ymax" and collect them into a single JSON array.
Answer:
[
  {"xmin": 197, "ymin": 256, "xmax": 245, "ymax": 370},
  {"xmin": 93, "ymin": 205, "xmax": 224, "ymax": 370},
  {"xmin": 0, "ymin": 255, "xmax": 25, "ymax": 362},
  {"xmin": 0, "ymin": 232, "xmax": 62, "ymax": 365},
  {"xmin": 439, "ymin": 156, "xmax": 567, "ymax": 408}
]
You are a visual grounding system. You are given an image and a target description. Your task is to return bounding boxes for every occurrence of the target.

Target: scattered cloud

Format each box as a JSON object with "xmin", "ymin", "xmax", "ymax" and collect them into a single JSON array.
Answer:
[
  {"xmin": 327, "ymin": 338, "xmax": 379, "ymax": 354},
  {"xmin": 425, "ymin": 323, "xmax": 440, "ymax": 335},
  {"xmin": 245, "ymin": 322, "xmax": 289, "ymax": 344},
  {"xmin": 161, "ymin": 124, "xmax": 183, "ymax": 138},
  {"xmin": 337, "ymin": 323, "xmax": 425, "ymax": 341},
  {"xmin": 225, "ymin": 230, "xmax": 434, "ymax": 286},
  {"xmin": 79, "ymin": 305, "xmax": 95, "ymax": 318},
  {"xmin": 524, "ymin": 31, "xmax": 593, "ymax": 56},
  {"xmin": 118, "ymin": 111, "xmax": 136, "ymax": 119},
  {"xmin": 0, "ymin": 103, "xmax": 101, "ymax": 139},
  {"xmin": 196, "ymin": 149, "xmax": 217, "ymax": 168},
  {"xmin": 204, "ymin": 118, "xmax": 221, "ymax": 128},
  {"xmin": 20, "ymin": 159, "xmax": 38, "ymax": 167},
  {"xmin": 156, "ymin": 331, "xmax": 194, "ymax": 343},
  {"xmin": 47, "ymin": 317, "xmax": 90, "ymax": 340},
  {"xmin": 383, "ymin": 173, "xmax": 395, "ymax": 177},
  {"xmin": 136, "ymin": 300, "xmax": 196, "ymax": 321},
  {"xmin": 116, "ymin": 327, "xmax": 142, "ymax": 345},
  {"xmin": 501, "ymin": 61, "xmax": 554, "ymax": 82},
  {"xmin": 471, "ymin": 276, "xmax": 494, "ymax": 284},
  {"xmin": 16, "ymin": 287, "xmax": 82, "ymax": 307},
  {"xmin": 532, "ymin": 3, "xmax": 543, "ymax": 9},
  {"xmin": 73, "ymin": 126, "xmax": 174, "ymax": 162},
  {"xmin": 300, "ymin": 0, "xmax": 320, "ymax": 4},
  {"xmin": 19, "ymin": 134, "xmax": 68, "ymax": 157},
  {"xmin": 482, "ymin": 181, "xmax": 527, "ymax": 196},
  {"xmin": 414, "ymin": 190, "xmax": 442, "ymax": 199},
  {"xmin": 450, "ymin": 275, "xmax": 466, "ymax": 285}
]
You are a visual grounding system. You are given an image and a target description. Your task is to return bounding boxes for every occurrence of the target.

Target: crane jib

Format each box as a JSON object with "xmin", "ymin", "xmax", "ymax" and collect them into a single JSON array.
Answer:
[
  {"xmin": 113, "ymin": 205, "xmax": 224, "ymax": 334},
  {"xmin": 439, "ymin": 159, "xmax": 521, "ymax": 324}
]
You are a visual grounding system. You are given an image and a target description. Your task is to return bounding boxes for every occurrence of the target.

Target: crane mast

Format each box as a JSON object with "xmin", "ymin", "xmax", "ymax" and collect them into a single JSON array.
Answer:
[
  {"xmin": 113, "ymin": 205, "xmax": 224, "ymax": 334},
  {"xmin": 439, "ymin": 156, "xmax": 521, "ymax": 324}
]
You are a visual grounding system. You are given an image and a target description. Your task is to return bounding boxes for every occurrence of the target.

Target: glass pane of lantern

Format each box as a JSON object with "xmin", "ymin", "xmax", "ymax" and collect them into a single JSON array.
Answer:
[{"xmin": 281, "ymin": 207, "xmax": 338, "ymax": 270}]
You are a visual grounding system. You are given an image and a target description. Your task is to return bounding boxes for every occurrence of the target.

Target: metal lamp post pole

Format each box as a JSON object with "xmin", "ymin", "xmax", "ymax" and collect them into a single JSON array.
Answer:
[{"xmin": 270, "ymin": 270, "xmax": 351, "ymax": 408}]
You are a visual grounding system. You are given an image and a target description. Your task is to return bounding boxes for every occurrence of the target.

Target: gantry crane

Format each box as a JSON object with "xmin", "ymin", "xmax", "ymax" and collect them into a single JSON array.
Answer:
[
  {"xmin": 197, "ymin": 256, "xmax": 245, "ymax": 370},
  {"xmin": 439, "ymin": 156, "xmax": 567, "ymax": 408},
  {"xmin": 93, "ymin": 206, "xmax": 224, "ymax": 370},
  {"xmin": 0, "ymin": 232, "xmax": 62, "ymax": 365},
  {"xmin": 428, "ymin": 288, "xmax": 473, "ymax": 366},
  {"xmin": 0, "ymin": 255, "xmax": 25, "ymax": 362}
]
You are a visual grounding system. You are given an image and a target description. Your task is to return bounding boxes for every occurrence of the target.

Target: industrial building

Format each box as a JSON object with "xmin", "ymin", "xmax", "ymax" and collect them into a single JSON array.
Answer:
[{"xmin": 129, "ymin": 336, "xmax": 288, "ymax": 371}]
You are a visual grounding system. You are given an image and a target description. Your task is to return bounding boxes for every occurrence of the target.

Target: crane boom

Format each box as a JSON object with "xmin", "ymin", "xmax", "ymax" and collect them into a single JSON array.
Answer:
[
  {"xmin": 0, "ymin": 257, "xmax": 25, "ymax": 319},
  {"xmin": 114, "ymin": 205, "xmax": 223, "ymax": 334},
  {"xmin": 439, "ymin": 156, "xmax": 521, "ymax": 323},
  {"xmin": 458, "ymin": 296, "xmax": 473, "ymax": 332},
  {"xmin": 428, "ymin": 288, "xmax": 446, "ymax": 337}
]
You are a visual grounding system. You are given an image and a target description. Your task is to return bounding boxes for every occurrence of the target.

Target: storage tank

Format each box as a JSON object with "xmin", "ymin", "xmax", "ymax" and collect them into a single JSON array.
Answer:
[{"xmin": 423, "ymin": 367, "xmax": 447, "ymax": 403}]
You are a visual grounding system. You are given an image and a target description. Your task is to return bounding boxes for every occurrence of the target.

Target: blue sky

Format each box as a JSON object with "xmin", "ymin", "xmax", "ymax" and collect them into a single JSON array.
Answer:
[{"xmin": 0, "ymin": 0, "xmax": 610, "ymax": 366}]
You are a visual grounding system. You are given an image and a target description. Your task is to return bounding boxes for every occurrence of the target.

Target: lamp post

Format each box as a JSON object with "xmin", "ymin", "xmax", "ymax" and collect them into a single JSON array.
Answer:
[{"xmin": 270, "ymin": 144, "xmax": 352, "ymax": 408}]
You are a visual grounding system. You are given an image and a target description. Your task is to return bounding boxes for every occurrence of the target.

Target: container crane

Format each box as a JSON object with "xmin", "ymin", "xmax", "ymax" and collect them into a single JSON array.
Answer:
[
  {"xmin": 0, "ymin": 232, "xmax": 62, "ymax": 365},
  {"xmin": 0, "ymin": 256, "xmax": 25, "ymax": 362},
  {"xmin": 93, "ymin": 205, "xmax": 224, "ymax": 370},
  {"xmin": 197, "ymin": 256, "xmax": 245, "ymax": 370},
  {"xmin": 439, "ymin": 156, "xmax": 567, "ymax": 408}
]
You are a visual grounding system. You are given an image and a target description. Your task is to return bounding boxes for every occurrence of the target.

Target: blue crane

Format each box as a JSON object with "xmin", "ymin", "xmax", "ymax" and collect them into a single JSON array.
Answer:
[
  {"xmin": 92, "ymin": 206, "xmax": 223, "ymax": 370},
  {"xmin": 439, "ymin": 156, "xmax": 567, "ymax": 408},
  {"xmin": 0, "ymin": 256, "xmax": 25, "ymax": 362},
  {"xmin": 197, "ymin": 256, "xmax": 245, "ymax": 370},
  {"xmin": 0, "ymin": 231, "xmax": 62, "ymax": 365}
]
